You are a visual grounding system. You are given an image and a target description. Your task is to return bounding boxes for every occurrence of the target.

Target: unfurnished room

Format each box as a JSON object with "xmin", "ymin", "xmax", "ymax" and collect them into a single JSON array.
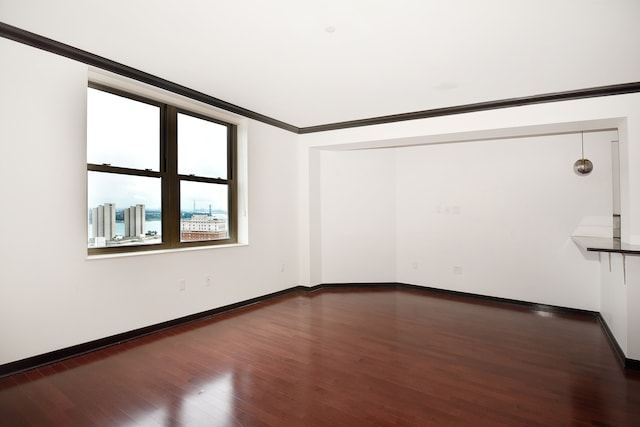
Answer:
[{"xmin": 1, "ymin": 1, "xmax": 640, "ymax": 425}]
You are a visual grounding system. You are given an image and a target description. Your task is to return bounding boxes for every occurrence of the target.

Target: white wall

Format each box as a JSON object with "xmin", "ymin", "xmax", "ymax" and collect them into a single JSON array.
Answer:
[
  {"xmin": 0, "ymin": 38, "xmax": 300, "ymax": 365},
  {"xmin": 299, "ymin": 92, "xmax": 640, "ymax": 360},
  {"xmin": 3, "ymin": 32, "xmax": 640, "ymax": 366},
  {"xmin": 301, "ymin": 93, "xmax": 640, "ymax": 243},
  {"xmin": 313, "ymin": 132, "xmax": 613, "ymax": 310},
  {"xmin": 628, "ymin": 258, "xmax": 640, "ymax": 359},
  {"xmin": 600, "ymin": 254, "xmax": 640, "ymax": 360},
  {"xmin": 319, "ymin": 149, "xmax": 396, "ymax": 283},
  {"xmin": 600, "ymin": 253, "xmax": 628, "ymax": 353},
  {"xmin": 395, "ymin": 132, "xmax": 614, "ymax": 310}
]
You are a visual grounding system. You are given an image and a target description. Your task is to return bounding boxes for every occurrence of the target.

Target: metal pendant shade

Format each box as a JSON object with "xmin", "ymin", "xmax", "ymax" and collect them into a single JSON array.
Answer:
[{"xmin": 574, "ymin": 132, "xmax": 593, "ymax": 175}]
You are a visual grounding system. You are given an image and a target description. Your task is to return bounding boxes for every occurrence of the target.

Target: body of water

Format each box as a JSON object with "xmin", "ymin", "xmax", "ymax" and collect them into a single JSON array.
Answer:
[
  {"xmin": 115, "ymin": 220, "xmax": 162, "ymax": 236},
  {"xmin": 89, "ymin": 220, "xmax": 162, "ymax": 238}
]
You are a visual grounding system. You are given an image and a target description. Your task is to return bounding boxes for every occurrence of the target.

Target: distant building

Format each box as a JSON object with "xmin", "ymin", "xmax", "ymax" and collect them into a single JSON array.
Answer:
[
  {"xmin": 91, "ymin": 203, "xmax": 116, "ymax": 242},
  {"xmin": 181, "ymin": 214, "xmax": 227, "ymax": 241},
  {"xmin": 124, "ymin": 204, "xmax": 145, "ymax": 237}
]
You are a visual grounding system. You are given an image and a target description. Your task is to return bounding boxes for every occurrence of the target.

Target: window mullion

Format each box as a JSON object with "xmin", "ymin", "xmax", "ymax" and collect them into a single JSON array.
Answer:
[
  {"xmin": 165, "ymin": 105, "xmax": 180, "ymax": 247},
  {"xmin": 228, "ymin": 125, "xmax": 238, "ymax": 241},
  {"xmin": 87, "ymin": 85, "xmax": 237, "ymax": 253}
]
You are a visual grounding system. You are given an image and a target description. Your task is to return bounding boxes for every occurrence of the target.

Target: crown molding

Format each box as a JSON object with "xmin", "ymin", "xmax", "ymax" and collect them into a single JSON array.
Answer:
[
  {"xmin": 0, "ymin": 21, "xmax": 299, "ymax": 133},
  {"xmin": 2, "ymin": 21, "xmax": 640, "ymax": 135},
  {"xmin": 298, "ymin": 81, "xmax": 640, "ymax": 133}
]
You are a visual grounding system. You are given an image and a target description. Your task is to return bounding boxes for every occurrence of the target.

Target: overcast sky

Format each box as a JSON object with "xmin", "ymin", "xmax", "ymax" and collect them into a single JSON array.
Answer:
[{"xmin": 87, "ymin": 88, "xmax": 228, "ymax": 212}]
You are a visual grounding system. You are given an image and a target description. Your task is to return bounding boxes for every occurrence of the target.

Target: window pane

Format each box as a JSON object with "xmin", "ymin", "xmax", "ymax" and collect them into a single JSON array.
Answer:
[
  {"xmin": 87, "ymin": 88, "xmax": 160, "ymax": 171},
  {"xmin": 87, "ymin": 172, "xmax": 162, "ymax": 248},
  {"xmin": 180, "ymin": 181, "xmax": 228, "ymax": 242},
  {"xmin": 178, "ymin": 113, "xmax": 227, "ymax": 179}
]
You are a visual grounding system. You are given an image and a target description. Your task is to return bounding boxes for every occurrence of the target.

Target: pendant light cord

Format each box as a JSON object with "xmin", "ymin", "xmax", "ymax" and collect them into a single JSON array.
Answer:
[{"xmin": 581, "ymin": 131, "xmax": 585, "ymax": 161}]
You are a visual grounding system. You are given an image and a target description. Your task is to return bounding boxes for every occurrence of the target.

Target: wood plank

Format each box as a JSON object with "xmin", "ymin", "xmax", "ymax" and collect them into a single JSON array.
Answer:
[{"xmin": 1, "ymin": 288, "xmax": 639, "ymax": 426}]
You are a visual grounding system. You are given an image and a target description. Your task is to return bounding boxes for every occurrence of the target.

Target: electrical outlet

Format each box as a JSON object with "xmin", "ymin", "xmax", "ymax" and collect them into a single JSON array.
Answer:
[
  {"xmin": 412, "ymin": 261, "xmax": 418, "ymax": 270},
  {"xmin": 453, "ymin": 266, "xmax": 463, "ymax": 275},
  {"xmin": 205, "ymin": 275, "xmax": 211, "ymax": 287},
  {"xmin": 280, "ymin": 264, "xmax": 285, "ymax": 273},
  {"xmin": 179, "ymin": 279, "xmax": 186, "ymax": 291}
]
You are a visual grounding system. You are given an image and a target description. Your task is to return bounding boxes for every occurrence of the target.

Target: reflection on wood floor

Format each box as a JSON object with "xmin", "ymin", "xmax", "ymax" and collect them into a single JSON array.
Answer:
[{"xmin": 1, "ymin": 287, "xmax": 639, "ymax": 426}]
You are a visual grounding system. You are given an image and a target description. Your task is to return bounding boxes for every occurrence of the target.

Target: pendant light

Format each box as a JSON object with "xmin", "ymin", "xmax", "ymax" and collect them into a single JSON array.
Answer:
[{"xmin": 573, "ymin": 131, "xmax": 593, "ymax": 175}]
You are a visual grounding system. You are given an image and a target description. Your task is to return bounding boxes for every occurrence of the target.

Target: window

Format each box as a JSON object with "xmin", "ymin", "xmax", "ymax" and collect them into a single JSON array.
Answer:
[{"xmin": 87, "ymin": 84, "xmax": 237, "ymax": 254}]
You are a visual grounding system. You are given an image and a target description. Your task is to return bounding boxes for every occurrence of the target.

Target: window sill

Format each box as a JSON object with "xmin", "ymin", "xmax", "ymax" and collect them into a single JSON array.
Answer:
[{"xmin": 85, "ymin": 242, "xmax": 248, "ymax": 260}]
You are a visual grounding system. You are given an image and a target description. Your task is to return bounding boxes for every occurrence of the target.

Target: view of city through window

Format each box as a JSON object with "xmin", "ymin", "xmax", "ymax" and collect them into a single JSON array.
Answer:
[
  {"xmin": 87, "ymin": 203, "xmax": 228, "ymax": 248},
  {"xmin": 87, "ymin": 86, "xmax": 232, "ymax": 250}
]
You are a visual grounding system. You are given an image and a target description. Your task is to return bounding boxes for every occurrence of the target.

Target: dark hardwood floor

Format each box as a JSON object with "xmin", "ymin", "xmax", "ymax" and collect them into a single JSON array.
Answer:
[{"xmin": 1, "ymin": 288, "xmax": 639, "ymax": 426}]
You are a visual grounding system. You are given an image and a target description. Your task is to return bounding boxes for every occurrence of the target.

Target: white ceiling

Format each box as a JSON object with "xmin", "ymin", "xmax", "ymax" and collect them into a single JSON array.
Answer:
[{"xmin": 2, "ymin": 0, "xmax": 640, "ymax": 128}]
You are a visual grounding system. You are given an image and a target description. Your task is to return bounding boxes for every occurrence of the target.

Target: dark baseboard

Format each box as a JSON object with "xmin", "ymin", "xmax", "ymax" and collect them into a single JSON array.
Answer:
[
  {"xmin": 397, "ymin": 283, "xmax": 600, "ymax": 317},
  {"xmin": 598, "ymin": 316, "xmax": 626, "ymax": 368},
  {"xmin": 0, "ymin": 285, "xmax": 308, "ymax": 379},
  {"xmin": 308, "ymin": 282, "xmax": 400, "ymax": 292},
  {"xmin": 316, "ymin": 282, "xmax": 639, "ymax": 370},
  {"xmin": 2, "ymin": 282, "xmax": 637, "ymax": 378},
  {"xmin": 626, "ymin": 358, "xmax": 640, "ymax": 370},
  {"xmin": 597, "ymin": 315, "xmax": 640, "ymax": 370},
  {"xmin": 316, "ymin": 282, "xmax": 599, "ymax": 316}
]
